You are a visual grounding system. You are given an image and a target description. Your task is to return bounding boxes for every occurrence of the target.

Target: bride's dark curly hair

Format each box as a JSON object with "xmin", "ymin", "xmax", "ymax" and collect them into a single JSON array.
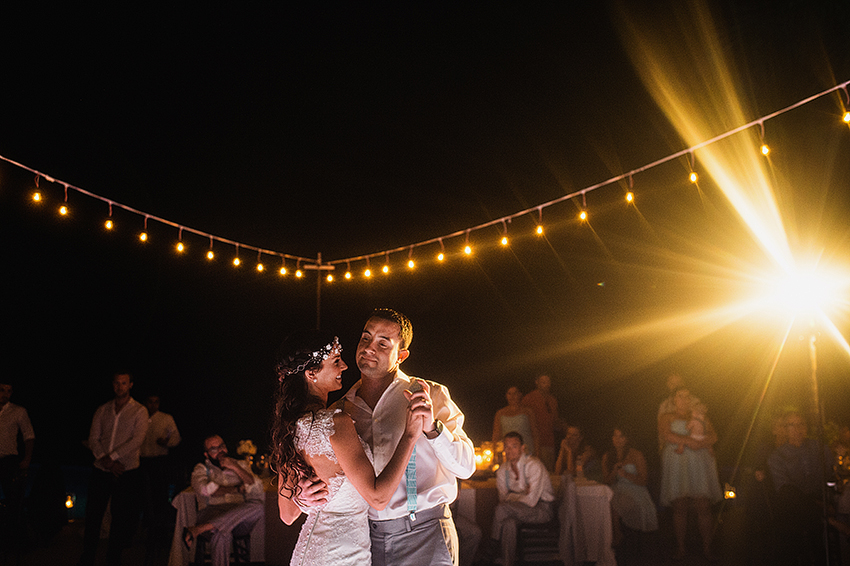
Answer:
[{"xmin": 269, "ymin": 329, "xmax": 336, "ymax": 499}]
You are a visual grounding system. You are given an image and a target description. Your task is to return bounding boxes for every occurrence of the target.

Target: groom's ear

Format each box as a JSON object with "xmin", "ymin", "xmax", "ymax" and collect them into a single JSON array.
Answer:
[{"xmin": 397, "ymin": 349, "xmax": 410, "ymax": 364}]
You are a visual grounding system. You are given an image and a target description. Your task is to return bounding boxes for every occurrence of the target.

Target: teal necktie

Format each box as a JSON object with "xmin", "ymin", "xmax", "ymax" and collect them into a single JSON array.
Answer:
[{"xmin": 406, "ymin": 446, "xmax": 417, "ymax": 520}]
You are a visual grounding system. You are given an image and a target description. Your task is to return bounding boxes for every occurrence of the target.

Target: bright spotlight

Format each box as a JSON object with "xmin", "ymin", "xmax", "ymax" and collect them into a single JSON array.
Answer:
[{"xmin": 766, "ymin": 266, "xmax": 847, "ymax": 319}]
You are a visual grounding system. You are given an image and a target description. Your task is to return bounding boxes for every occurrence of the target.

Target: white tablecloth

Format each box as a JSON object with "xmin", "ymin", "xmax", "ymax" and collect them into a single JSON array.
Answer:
[{"xmin": 457, "ymin": 474, "xmax": 616, "ymax": 566}]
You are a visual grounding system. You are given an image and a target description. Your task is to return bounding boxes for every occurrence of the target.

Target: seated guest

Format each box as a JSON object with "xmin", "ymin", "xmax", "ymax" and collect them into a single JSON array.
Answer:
[
  {"xmin": 601, "ymin": 427, "xmax": 658, "ymax": 546},
  {"xmin": 492, "ymin": 385, "xmax": 539, "ymax": 457},
  {"xmin": 490, "ymin": 432, "xmax": 556, "ymax": 566},
  {"xmin": 183, "ymin": 435, "xmax": 264, "ymax": 566},
  {"xmin": 554, "ymin": 424, "xmax": 600, "ymax": 481},
  {"xmin": 768, "ymin": 411, "xmax": 828, "ymax": 566}
]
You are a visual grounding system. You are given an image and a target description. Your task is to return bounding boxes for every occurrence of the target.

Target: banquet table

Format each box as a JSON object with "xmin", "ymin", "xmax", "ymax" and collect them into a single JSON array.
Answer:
[{"xmin": 457, "ymin": 474, "xmax": 616, "ymax": 566}]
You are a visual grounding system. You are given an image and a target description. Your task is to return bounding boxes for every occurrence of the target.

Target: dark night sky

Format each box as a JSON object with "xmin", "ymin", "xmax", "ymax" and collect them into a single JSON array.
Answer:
[{"xmin": 2, "ymin": 1, "xmax": 850, "ymax": 482}]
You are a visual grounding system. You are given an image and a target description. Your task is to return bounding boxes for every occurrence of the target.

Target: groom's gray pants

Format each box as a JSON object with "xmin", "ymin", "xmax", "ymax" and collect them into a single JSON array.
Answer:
[{"xmin": 368, "ymin": 503, "xmax": 458, "ymax": 566}]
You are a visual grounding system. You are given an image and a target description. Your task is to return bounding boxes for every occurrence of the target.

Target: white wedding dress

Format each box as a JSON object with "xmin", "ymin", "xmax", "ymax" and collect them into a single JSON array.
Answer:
[{"xmin": 290, "ymin": 409, "xmax": 372, "ymax": 566}]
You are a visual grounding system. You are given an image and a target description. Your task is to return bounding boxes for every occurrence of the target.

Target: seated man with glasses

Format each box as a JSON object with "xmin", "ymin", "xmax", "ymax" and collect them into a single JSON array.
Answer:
[{"xmin": 183, "ymin": 435, "xmax": 264, "ymax": 566}]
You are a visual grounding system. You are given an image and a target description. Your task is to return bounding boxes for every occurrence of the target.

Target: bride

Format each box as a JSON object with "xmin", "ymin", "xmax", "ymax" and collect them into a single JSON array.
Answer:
[{"xmin": 269, "ymin": 330, "xmax": 426, "ymax": 566}]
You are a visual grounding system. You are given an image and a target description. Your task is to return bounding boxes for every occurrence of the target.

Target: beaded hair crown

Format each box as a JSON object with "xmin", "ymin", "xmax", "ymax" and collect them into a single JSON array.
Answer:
[{"xmin": 280, "ymin": 336, "xmax": 342, "ymax": 380}]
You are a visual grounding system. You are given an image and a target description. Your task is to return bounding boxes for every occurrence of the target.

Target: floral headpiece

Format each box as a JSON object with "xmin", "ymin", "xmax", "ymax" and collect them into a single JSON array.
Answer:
[{"xmin": 281, "ymin": 336, "xmax": 342, "ymax": 380}]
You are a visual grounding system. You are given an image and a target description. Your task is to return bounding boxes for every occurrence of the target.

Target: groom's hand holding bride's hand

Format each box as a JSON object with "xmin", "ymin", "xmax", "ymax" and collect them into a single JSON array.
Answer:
[{"xmin": 404, "ymin": 379, "xmax": 437, "ymax": 438}]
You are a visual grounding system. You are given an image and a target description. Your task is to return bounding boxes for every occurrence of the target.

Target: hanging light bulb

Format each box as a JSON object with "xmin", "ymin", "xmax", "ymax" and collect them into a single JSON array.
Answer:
[
  {"xmin": 32, "ymin": 192, "xmax": 42, "ymax": 202},
  {"xmin": 279, "ymin": 266, "xmax": 287, "ymax": 276},
  {"xmin": 326, "ymin": 274, "xmax": 334, "ymax": 282},
  {"xmin": 382, "ymin": 265, "xmax": 389, "ymax": 274},
  {"xmin": 689, "ymin": 171, "xmax": 699, "ymax": 184},
  {"xmin": 437, "ymin": 252, "xmax": 445, "ymax": 261},
  {"xmin": 345, "ymin": 270, "xmax": 352, "ymax": 279},
  {"xmin": 139, "ymin": 232, "xmax": 148, "ymax": 242},
  {"xmin": 176, "ymin": 242, "xmax": 185, "ymax": 253},
  {"xmin": 58, "ymin": 205, "xmax": 68, "ymax": 216},
  {"xmin": 364, "ymin": 268, "xmax": 372, "ymax": 277},
  {"xmin": 105, "ymin": 219, "xmax": 114, "ymax": 230},
  {"xmin": 578, "ymin": 210, "xmax": 588, "ymax": 221},
  {"xmin": 256, "ymin": 263, "xmax": 264, "ymax": 272},
  {"xmin": 382, "ymin": 253, "xmax": 390, "ymax": 274},
  {"xmin": 408, "ymin": 259, "xmax": 415, "ymax": 269},
  {"xmin": 233, "ymin": 257, "xmax": 241, "ymax": 267},
  {"xmin": 625, "ymin": 192, "xmax": 634, "ymax": 203},
  {"xmin": 760, "ymin": 143, "xmax": 770, "ymax": 156},
  {"xmin": 500, "ymin": 236, "xmax": 509, "ymax": 246},
  {"xmin": 345, "ymin": 262, "xmax": 352, "ymax": 279},
  {"xmin": 207, "ymin": 250, "xmax": 215, "ymax": 260},
  {"xmin": 295, "ymin": 269, "xmax": 303, "ymax": 278},
  {"xmin": 464, "ymin": 245, "xmax": 472, "ymax": 255}
]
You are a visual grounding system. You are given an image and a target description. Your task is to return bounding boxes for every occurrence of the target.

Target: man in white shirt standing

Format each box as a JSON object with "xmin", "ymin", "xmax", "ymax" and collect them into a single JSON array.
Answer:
[
  {"xmin": 139, "ymin": 394, "xmax": 181, "ymax": 556},
  {"xmin": 0, "ymin": 381, "xmax": 35, "ymax": 546},
  {"xmin": 491, "ymin": 431, "xmax": 555, "ymax": 566},
  {"xmin": 79, "ymin": 372, "xmax": 149, "ymax": 566}
]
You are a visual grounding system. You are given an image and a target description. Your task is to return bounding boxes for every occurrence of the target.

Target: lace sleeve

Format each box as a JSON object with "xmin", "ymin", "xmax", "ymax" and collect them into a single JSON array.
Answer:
[{"xmin": 295, "ymin": 409, "xmax": 342, "ymax": 463}]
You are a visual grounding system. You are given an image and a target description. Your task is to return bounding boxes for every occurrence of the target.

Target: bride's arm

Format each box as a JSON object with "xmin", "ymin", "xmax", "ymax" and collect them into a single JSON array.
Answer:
[{"xmin": 330, "ymin": 409, "xmax": 420, "ymax": 510}]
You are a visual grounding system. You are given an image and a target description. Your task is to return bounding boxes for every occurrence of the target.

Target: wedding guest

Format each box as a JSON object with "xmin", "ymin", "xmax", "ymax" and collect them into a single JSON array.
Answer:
[
  {"xmin": 521, "ymin": 375, "xmax": 560, "ymax": 470},
  {"xmin": 183, "ymin": 435, "xmax": 264, "ymax": 566},
  {"xmin": 657, "ymin": 374, "xmax": 706, "ymax": 453},
  {"xmin": 79, "ymin": 372, "xmax": 149, "ymax": 566},
  {"xmin": 768, "ymin": 411, "xmax": 828, "ymax": 566},
  {"xmin": 0, "ymin": 381, "xmax": 35, "ymax": 546},
  {"xmin": 140, "ymin": 395, "xmax": 181, "ymax": 524},
  {"xmin": 601, "ymin": 427, "xmax": 658, "ymax": 546},
  {"xmin": 489, "ymin": 432, "xmax": 555, "ymax": 566},
  {"xmin": 659, "ymin": 387, "xmax": 721, "ymax": 561},
  {"xmin": 492, "ymin": 385, "xmax": 538, "ymax": 457},
  {"xmin": 554, "ymin": 424, "xmax": 599, "ymax": 481}
]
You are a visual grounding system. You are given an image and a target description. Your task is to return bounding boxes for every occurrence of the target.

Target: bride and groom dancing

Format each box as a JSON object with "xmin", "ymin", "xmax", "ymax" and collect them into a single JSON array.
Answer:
[{"xmin": 270, "ymin": 308, "xmax": 476, "ymax": 566}]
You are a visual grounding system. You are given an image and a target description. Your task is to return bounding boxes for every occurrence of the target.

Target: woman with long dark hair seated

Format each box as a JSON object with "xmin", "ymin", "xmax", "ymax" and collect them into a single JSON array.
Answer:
[{"xmin": 269, "ymin": 330, "xmax": 424, "ymax": 565}]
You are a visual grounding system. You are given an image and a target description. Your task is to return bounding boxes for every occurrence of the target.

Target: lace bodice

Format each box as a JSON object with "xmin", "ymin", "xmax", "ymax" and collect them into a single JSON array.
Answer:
[{"xmin": 290, "ymin": 409, "xmax": 373, "ymax": 566}]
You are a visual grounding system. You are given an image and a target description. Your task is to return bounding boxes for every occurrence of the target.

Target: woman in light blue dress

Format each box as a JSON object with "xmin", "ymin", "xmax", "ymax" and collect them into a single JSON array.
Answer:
[
  {"xmin": 601, "ymin": 428, "xmax": 658, "ymax": 546},
  {"xmin": 492, "ymin": 385, "xmax": 538, "ymax": 456},
  {"xmin": 658, "ymin": 387, "xmax": 722, "ymax": 561}
]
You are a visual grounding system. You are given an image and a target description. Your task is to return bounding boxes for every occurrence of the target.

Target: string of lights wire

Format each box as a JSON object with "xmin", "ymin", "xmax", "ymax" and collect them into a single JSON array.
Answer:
[{"xmin": 3, "ymin": 79, "xmax": 849, "ymax": 282}]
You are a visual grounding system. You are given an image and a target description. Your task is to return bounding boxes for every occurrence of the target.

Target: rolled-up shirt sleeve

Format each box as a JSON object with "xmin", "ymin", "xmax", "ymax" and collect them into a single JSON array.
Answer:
[{"xmin": 429, "ymin": 383, "xmax": 476, "ymax": 479}]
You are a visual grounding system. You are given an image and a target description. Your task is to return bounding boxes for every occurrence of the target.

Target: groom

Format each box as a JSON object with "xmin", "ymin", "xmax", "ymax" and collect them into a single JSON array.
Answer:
[{"xmin": 285, "ymin": 308, "xmax": 476, "ymax": 566}]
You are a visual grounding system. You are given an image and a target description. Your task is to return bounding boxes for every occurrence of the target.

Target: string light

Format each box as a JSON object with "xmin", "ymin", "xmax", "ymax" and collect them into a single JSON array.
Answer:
[
  {"xmin": 579, "ymin": 210, "xmax": 588, "ymax": 221},
  {"xmin": 578, "ymin": 194, "xmax": 588, "ymax": 221},
  {"xmin": 176, "ymin": 228, "xmax": 185, "ymax": 253},
  {"xmin": 345, "ymin": 261, "xmax": 352, "ymax": 279},
  {"xmin": 382, "ymin": 253, "xmax": 390, "ymax": 274},
  {"xmin": 407, "ymin": 247, "xmax": 415, "ymax": 269},
  {"xmin": 139, "ymin": 216, "xmax": 149, "ymax": 242},
  {"xmin": 4, "ymin": 79, "xmax": 850, "ymax": 287},
  {"xmin": 463, "ymin": 231, "xmax": 472, "ymax": 255},
  {"xmin": 207, "ymin": 237, "xmax": 215, "ymax": 260},
  {"xmin": 296, "ymin": 259, "xmax": 302, "ymax": 278},
  {"xmin": 233, "ymin": 245, "xmax": 241, "ymax": 267},
  {"xmin": 279, "ymin": 258, "xmax": 287, "ymax": 276},
  {"xmin": 256, "ymin": 251, "xmax": 264, "ymax": 272},
  {"xmin": 104, "ymin": 202, "xmax": 114, "ymax": 230},
  {"xmin": 326, "ymin": 273, "xmax": 334, "ymax": 282}
]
